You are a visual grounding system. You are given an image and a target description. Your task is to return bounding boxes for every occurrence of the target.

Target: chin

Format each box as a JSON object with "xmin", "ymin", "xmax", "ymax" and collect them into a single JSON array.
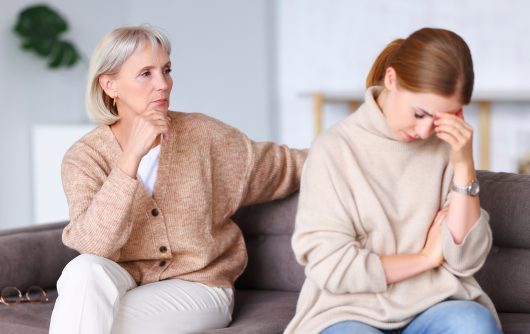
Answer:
[
  {"xmin": 153, "ymin": 107, "xmax": 169, "ymax": 114},
  {"xmin": 390, "ymin": 131, "xmax": 407, "ymax": 142}
]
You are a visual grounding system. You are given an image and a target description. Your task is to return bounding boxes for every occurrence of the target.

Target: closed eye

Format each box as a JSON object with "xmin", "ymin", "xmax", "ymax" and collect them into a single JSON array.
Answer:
[{"xmin": 415, "ymin": 107, "xmax": 434, "ymax": 119}]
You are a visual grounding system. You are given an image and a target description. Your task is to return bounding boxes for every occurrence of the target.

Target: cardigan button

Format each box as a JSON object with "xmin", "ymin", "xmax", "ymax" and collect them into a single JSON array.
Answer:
[
  {"xmin": 159, "ymin": 260, "xmax": 166, "ymax": 267},
  {"xmin": 151, "ymin": 208, "xmax": 159, "ymax": 217},
  {"xmin": 159, "ymin": 246, "xmax": 167, "ymax": 253}
]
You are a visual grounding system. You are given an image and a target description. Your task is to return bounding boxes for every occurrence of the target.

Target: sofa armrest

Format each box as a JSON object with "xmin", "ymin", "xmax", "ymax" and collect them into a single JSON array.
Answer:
[{"xmin": 0, "ymin": 222, "xmax": 78, "ymax": 291}]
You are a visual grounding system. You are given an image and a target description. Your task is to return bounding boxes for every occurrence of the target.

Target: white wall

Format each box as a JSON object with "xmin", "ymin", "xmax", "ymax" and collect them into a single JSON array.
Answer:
[
  {"xmin": 0, "ymin": 0, "xmax": 126, "ymax": 230},
  {"xmin": 4, "ymin": 1, "xmax": 530, "ymax": 229},
  {"xmin": 32, "ymin": 125, "xmax": 95, "ymax": 224},
  {"xmin": 0, "ymin": 0, "xmax": 276, "ymax": 229},
  {"xmin": 128, "ymin": 0, "xmax": 277, "ymax": 140},
  {"xmin": 277, "ymin": 0, "xmax": 530, "ymax": 172}
]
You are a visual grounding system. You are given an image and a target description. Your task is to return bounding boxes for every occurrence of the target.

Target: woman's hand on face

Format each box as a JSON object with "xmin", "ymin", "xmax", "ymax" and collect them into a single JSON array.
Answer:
[
  {"xmin": 124, "ymin": 111, "xmax": 171, "ymax": 159},
  {"xmin": 421, "ymin": 207, "xmax": 447, "ymax": 269},
  {"xmin": 434, "ymin": 110, "xmax": 474, "ymax": 170}
]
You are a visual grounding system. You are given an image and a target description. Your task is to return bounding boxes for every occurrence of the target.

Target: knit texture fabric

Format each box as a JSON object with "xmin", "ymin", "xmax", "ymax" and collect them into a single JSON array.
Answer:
[
  {"xmin": 61, "ymin": 111, "xmax": 306, "ymax": 288},
  {"xmin": 284, "ymin": 87, "xmax": 497, "ymax": 333}
]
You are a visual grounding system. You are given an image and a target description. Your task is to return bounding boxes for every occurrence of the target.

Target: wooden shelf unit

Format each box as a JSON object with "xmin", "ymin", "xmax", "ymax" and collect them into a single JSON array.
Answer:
[{"xmin": 304, "ymin": 90, "xmax": 530, "ymax": 170}]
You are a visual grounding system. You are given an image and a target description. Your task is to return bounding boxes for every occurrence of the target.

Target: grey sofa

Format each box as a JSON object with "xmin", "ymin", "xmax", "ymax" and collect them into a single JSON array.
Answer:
[{"xmin": 0, "ymin": 170, "xmax": 529, "ymax": 333}]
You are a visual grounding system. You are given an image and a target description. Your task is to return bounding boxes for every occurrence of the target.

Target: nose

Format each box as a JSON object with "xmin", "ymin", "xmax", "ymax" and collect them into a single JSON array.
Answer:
[
  {"xmin": 155, "ymin": 72, "xmax": 171, "ymax": 91},
  {"xmin": 416, "ymin": 120, "xmax": 435, "ymax": 139}
]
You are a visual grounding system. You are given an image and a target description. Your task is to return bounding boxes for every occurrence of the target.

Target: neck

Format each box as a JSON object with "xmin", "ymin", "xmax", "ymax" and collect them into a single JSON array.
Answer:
[{"xmin": 375, "ymin": 88, "xmax": 387, "ymax": 116}]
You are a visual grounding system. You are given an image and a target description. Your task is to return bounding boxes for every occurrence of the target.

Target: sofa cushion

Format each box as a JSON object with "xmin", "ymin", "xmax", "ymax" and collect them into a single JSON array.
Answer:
[
  {"xmin": 198, "ymin": 290, "xmax": 299, "ymax": 334},
  {"xmin": 233, "ymin": 193, "xmax": 305, "ymax": 292},
  {"xmin": 476, "ymin": 247, "xmax": 530, "ymax": 313},
  {"xmin": 0, "ymin": 223, "xmax": 77, "ymax": 291},
  {"xmin": 498, "ymin": 313, "xmax": 530, "ymax": 334},
  {"xmin": 233, "ymin": 192, "xmax": 299, "ymax": 236},
  {"xmin": 477, "ymin": 171, "xmax": 530, "ymax": 248},
  {"xmin": 0, "ymin": 290, "xmax": 57, "ymax": 334},
  {"xmin": 0, "ymin": 289, "xmax": 298, "ymax": 334},
  {"xmin": 475, "ymin": 171, "xmax": 530, "ymax": 313},
  {"xmin": 237, "ymin": 234, "xmax": 305, "ymax": 292},
  {"xmin": 1, "ymin": 290, "xmax": 525, "ymax": 334}
]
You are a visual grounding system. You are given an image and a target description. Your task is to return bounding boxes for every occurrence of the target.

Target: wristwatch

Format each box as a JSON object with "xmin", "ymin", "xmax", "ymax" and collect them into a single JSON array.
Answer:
[{"xmin": 452, "ymin": 180, "xmax": 480, "ymax": 197}]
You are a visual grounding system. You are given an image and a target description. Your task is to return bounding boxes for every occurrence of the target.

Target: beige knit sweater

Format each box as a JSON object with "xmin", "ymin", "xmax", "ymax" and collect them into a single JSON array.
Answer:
[
  {"xmin": 61, "ymin": 111, "xmax": 306, "ymax": 288},
  {"xmin": 284, "ymin": 87, "xmax": 498, "ymax": 333}
]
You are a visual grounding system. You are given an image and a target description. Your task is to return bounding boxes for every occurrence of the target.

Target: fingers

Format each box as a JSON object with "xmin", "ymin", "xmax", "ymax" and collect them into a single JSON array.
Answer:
[
  {"xmin": 137, "ymin": 111, "xmax": 171, "ymax": 136},
  {"xmin": 434, "ymin": 113, "xmax": 472, "ymax": 147},
  {"xmin": 126, "ymin": 112, "xmax": 171, "ymax": 158},
  {"xmin": 434, "ymin": 112, "xmax": 474, "ymax": 168},
  {"xmin": 432, "ymin": 206, "xmax": 449, "ymax": 227},
  {"xmin": 435, "ymin": 209, "xmax": 448, "ymax": 225},
  {"xmin": 423, "ymin": 207, "xmax": 448, "ymax": 267},
  {"xmin": 141, "ymin": 110, "xmax": 171, "ymax": 126}
]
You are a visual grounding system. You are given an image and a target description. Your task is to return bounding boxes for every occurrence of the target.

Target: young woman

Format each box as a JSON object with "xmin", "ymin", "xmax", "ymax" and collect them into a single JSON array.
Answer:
[
  {"xmin": 48, "ymin": 25, "xmax": 306, "ymax": 334},
  {"xmin": 285, "ymin": 28, "xmax": 502, "ymax": 334}
]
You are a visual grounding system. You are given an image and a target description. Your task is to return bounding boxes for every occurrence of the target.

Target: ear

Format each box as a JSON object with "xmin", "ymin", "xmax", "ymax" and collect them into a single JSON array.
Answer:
[
  {"xmin": 99, "ymin": 74, "xmax": 117, "ymax": 98},
  {"xmin": 383, "ymin": 66, "xmax": 398, "ymax": 91}
]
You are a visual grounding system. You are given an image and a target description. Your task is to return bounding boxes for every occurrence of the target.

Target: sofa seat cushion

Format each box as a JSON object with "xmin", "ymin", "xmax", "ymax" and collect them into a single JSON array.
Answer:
[
  {"xmin": 198, "ymin": 290, "xmax": 299, "ymax": 334},
  {"xmin": 0, "ymin": 290, "xmax": 527, "ymax": 334},
  {"xmin": 0, "ymin": 289, "xmax": 298, "ymax": 334},
  {"xmin": 0, "ymin": 290, "xmax": 57, "ymax": 334},
  {"xmin": 499, "ymin": 313, "xmax": 530, "ymax": 334}
]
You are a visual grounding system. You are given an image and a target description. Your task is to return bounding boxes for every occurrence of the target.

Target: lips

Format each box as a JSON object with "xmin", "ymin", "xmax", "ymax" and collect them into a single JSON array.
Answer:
[
  {"xmin": 153, "ymin": 98, "xmax": 168, "ymax": 105},
  {"xmin": 403, "ymin": 132, "xmax": 417, "ymax": 141}
]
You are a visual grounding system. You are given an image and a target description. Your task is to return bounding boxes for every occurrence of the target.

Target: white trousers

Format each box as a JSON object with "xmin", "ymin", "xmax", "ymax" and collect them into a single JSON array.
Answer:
[{"xmin": 49, "ymin": 254, "xmax": 234, "ymax": 334}]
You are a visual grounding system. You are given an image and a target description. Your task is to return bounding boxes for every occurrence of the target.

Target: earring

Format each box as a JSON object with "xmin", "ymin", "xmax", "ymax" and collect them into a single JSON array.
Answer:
[{"xmin": 112, "ymin": 94, "xmax": 117, "ymax": 107}]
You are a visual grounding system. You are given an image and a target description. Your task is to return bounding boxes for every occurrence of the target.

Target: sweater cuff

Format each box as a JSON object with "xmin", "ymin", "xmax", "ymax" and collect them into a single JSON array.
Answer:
[
  {"xmin": 108, "ymin": 167, "xmax": 140, "ymax": 195},
  {"xmin": 365, "ymin": 252, "xmax": 388, "ymax": 293},
  {"xmin": 441, "ymin": 209, "xmax": 492, "ymax": 277}
]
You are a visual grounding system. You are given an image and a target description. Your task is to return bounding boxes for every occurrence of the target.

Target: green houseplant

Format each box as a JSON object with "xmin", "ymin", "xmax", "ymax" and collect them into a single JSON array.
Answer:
[{"xmin": 13, "ymin": 4, "xmax": 81, "ymax": 69}]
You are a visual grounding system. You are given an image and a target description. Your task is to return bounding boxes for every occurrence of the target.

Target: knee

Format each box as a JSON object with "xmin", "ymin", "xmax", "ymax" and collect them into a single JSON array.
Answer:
[
  {"xmin": 58, "ymin": 254, "xmax": 114, "ymax": 289},
  {"xmin": 443, "ymin": 301, "xmax": 500, "ymax": 334},
  {"xmin": 320, "ymin": 321, "xmax": 382, "ymax": 334}
]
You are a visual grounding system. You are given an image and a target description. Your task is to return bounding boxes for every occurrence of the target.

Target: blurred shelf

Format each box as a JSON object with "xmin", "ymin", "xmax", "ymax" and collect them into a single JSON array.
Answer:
[{"xmin": 302, "ymin": 90, "xmax": 530, "ymax": 170}]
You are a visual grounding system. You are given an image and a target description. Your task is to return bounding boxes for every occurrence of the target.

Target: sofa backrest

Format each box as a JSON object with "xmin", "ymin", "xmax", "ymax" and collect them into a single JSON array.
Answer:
[
  {"xmin": 0, "ymin": 222, "xmax": 76, "ymax": 291},
  {"xmin": 234, "ymin": 171, "xmax": 530, "ymax": 315},
  {"xmin": 475, "ymin": 170, "xmax": 530, "ymax": 313},
  {"xmin": 2, "ymin": 170, "xmax": 529, "ymax": 312},
  {"xmin": 233, "ymin": 192, "xmax": 305, "ymax": 292}
]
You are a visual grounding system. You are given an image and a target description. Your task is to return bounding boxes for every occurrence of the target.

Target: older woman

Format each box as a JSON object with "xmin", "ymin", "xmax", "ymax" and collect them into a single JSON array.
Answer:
[{"xmin": 49, "ymin": 25, "xmax": 306, "ymax": 334}]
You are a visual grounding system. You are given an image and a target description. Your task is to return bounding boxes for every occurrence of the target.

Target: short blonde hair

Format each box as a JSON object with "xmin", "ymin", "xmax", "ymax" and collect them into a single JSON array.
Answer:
[{"xmin": 85, "ymin": 25, "xmax": 172, "ymax": 125}]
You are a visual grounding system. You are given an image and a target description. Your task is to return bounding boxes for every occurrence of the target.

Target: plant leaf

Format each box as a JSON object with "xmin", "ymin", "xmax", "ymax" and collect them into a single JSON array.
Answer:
[
  {"xmin": 13, "ymin": 4, "xmax": 80, "ymax": 69},
  {"xmin": 48, "ymin": 40, "xmax": 80, "ymax": 68},
  {"xmin": 14, "ymin": 5, "xmax": 67, "ymax": 38}
]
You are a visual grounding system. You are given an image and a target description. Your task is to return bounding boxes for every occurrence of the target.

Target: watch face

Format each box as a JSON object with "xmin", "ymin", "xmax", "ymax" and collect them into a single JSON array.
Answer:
[{"xmin": 469, "ymin": 182, "xmax": 480, "ymax": 196}]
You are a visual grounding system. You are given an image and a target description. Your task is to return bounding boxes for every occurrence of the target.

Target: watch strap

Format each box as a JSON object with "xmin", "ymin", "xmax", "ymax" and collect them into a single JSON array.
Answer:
[{"xmin": 452, "ymin": 179, "xmax": 479, "ymax": 196}]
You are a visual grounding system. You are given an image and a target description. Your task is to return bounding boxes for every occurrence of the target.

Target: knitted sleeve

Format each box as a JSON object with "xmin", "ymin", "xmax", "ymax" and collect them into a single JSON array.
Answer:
[
  {"xmin": 239, "ymin": 140, "xmax": 307, "ymax": 207},
  {"xmin": 61, "ymin": 142, "xmax": 139, "ymax": 260},
  {"xmin": 291, "ymin": 135, "xmax": 387, "ymax": 294},
  {"xmin": 192, "ymin": 113, "xmax": 306, "ymax": 213},
  {"xmin": 441, "ymin": 209, "xmax": 492, "ymax": 277}
]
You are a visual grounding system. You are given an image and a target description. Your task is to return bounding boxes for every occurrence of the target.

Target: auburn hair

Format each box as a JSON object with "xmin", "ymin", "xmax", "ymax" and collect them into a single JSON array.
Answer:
[{"xmin": 366, "ymin": 28, "xmax": 474, "ymax": 105}]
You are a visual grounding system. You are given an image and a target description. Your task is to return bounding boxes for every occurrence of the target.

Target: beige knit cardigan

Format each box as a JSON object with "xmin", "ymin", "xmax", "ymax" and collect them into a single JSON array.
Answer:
[
  {"xmin": 61, "ymin": 111, "xmax": 306, "ymax": 288},
  {"xmin": 284, "ymin": 87, "xmax": 498, "ymax": 333}
]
